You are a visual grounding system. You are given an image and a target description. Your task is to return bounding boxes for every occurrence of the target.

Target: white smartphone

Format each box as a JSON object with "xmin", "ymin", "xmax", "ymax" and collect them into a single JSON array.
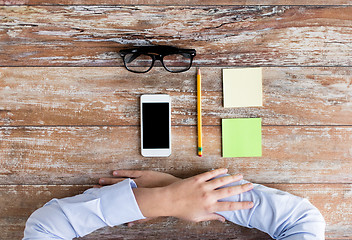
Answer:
[{"xmin": 140, "ymin": 94, "xmax": 171, "ymax": 157}]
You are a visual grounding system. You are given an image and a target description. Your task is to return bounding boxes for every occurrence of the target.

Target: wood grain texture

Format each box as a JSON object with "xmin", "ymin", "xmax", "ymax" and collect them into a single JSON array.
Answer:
[
  {"xmin": 1, "ymin": 125, "xmax": 351, "ymax": 184},
  {"xmin": 1, "ymin": 6, "xmax": 352, "ymax": 66},
  {"xmin": 0, "ymin": 184, "xmax": 350, "ymax": 240},
  {"xmin": 1, "ymin": 67, "xmax": 351, "ymax": 126},
  {"xmin": 1, "ymin": 0, "xmax": 352, "ymax": 6},
  {"xmin": 1, "ymin": 1, "xmax": 351, "ymax": 239}
]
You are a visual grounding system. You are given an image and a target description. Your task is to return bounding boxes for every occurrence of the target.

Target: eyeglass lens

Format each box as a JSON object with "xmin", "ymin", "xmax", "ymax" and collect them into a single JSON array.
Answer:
[
  {"xmin": 124, "ymin": 52, "xmax": 192, "ymax": 73},
  {"xmin": 124, "ymin": 53, "xmax": 153, "ymax": 73},
  {"xmin": 162, "ymin": 53, "xmax": 192, "ymax": 72}
]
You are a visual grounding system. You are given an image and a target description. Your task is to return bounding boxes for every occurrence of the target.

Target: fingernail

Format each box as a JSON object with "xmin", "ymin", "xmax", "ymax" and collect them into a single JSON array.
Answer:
[
  {"xmin": 245, "ymin": 183, "xmax": 253, "ymax": 190},
  {"xmin": 113, "ymin": 171, "xmax": 118, "ymax": 176},
  {"xmin": 218, "ymin": 218, "xmax": 225, "ymax": 223},
  {"xmin": 249, "ymin": 202, "xmax": 254, "ymax": 208},
  {"xmin": 99, "ymin": 179, "xmax": 104, "ymax": 184},
  {"xmin": 128, "ymin": 223, "xmax": 134, "ymax": 227},
  {"xmin": 235, "ymin": 174, "xmax": 243, "ymax": 179}
]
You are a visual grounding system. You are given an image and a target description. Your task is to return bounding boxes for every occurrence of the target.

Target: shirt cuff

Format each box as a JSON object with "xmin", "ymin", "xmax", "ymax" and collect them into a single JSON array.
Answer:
[
  {"xmin": 96, "ymin": 178, "xmax": 146, "ymax": 226},
  {"xmin": 57, "ymin": 178, "xmax": 146, "ymax": 237},
  {"xmin": 215, "ymin": 175, "xmax": 325, "ymax": 240}
]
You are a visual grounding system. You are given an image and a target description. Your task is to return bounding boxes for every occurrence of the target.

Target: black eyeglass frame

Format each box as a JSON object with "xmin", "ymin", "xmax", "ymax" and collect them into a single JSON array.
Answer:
[{"xmin": 119, "ymin": 46, "xmax": 196, "ymax": 73}]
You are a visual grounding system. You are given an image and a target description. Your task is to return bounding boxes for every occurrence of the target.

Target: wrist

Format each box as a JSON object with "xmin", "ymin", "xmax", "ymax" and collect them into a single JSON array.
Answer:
[
  {"xmin": 156, "ymin": 185, "xmax": 174, "ymax": 217},
  {"xmin": 133, "ymin": 187, "xmax": 170, "ymax": 218}
]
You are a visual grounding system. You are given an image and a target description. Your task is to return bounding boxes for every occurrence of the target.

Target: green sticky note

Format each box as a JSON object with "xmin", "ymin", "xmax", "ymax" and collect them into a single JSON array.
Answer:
[{"xmin": 222, "ymin": 118, "xmax": 262, "ymax": 158}]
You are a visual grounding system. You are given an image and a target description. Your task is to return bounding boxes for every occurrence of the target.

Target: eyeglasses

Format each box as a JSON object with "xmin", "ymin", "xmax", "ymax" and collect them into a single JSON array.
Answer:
[{"xmin": 119, "ymin": 46, "xmax": 196, "ymax": 73}]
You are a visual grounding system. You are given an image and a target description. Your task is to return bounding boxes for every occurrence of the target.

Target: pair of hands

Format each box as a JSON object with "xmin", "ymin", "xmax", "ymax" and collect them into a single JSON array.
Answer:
[{"xmin": 97, "ymin": 168, "xmax": 254, "ymax": 224}]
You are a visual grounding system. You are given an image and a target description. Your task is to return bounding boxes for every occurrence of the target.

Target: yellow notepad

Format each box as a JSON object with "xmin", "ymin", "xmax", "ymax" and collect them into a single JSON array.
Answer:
[{"xmin": 223, "ymin": 68, "xmax": 262, "ymax": 108}]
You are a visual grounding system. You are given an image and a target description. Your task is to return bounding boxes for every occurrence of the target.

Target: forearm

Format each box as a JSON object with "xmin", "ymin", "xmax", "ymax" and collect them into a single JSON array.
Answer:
[
  {"xmin": 217, "ymin": 179, "xmax": 326, "ymax": 239},
  {"xmin": 23, "ymin": 179, "xmax": 145, "ymax": 240}
]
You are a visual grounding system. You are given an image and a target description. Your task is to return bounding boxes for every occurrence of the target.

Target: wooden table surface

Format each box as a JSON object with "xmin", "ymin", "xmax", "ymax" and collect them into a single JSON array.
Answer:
[{"xmin": 1, "ymin": 1, "xmax": 352, "ymax": 239}]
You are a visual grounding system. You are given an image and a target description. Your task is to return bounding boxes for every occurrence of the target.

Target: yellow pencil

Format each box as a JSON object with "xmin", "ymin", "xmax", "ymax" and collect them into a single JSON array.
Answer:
[{"xmin": 197, "ymin": 68, "xmax": 203, "ymax": 157}]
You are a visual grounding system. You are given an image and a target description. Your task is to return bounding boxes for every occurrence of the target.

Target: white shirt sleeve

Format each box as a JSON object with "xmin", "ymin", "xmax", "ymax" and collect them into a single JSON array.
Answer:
[
  {"xmin": 23, "ymin": 179, "xmax": 145, "ymax": 240},
  {"xmin": 217, "ymin": 179, "xmax": 326, "ymax": 240}
]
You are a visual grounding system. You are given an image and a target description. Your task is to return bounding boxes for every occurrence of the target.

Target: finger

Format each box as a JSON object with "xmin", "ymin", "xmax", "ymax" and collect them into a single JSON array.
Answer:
[
  {"xmin": 196, "ymin": 213, "xmax": 226, "ymax": 223},
  {"xmin": 99, "ymin": 178, "xmax": 124, "ymax": 185},
  {"xmin": 215, "ymin": 201, "xmax": 254, "ymax": 212},
  {"xmin": 215, "ymin": 183, "xmax": 253, "ymax": 199},
  {"xmin": 194, "ymin": 168, "xmax": 228, "ymax": 182},
  {"xmin": 207, "ymin": 174, "xmax": 243, "ymax": 189},
  {"xmin": 93, "ymin": 185, "xmax": 102, "ymax": 188},
  {"xmin": 133, "ymin": 218, "xmax": 154, "ymax": 224},
  {"xmin": 113, "ymin": 170, "xmax": 143, "ymax": 178},
  {"xmin": 127, "ymin": 218, "xmax": 154, "ymax": 227}
]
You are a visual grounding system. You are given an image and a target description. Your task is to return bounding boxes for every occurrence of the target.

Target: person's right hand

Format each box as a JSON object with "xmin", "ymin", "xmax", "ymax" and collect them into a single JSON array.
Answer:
[
  {"xmin": 133, "ymin": 168, "xmax": 254, "ymax": 223},
  {"xmin": 99, "ymin": 170, "xmax": 180, "ymax": 188}
]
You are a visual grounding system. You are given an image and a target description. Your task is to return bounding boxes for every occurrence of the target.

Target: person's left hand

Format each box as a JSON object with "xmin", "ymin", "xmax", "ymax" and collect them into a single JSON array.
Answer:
[
  {"xmin": 132, "ymin": 168, "xmax": 253, "ymax": 222},
  {"xmin": 98, "ymin": 170, "xmax": 181, "ymax": 188}
]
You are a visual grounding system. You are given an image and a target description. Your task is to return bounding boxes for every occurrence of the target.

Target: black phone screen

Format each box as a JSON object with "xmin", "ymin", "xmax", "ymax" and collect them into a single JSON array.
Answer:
[{"xmin": 142, "ymin": 103, "xmax": 170, "ymax": 149}]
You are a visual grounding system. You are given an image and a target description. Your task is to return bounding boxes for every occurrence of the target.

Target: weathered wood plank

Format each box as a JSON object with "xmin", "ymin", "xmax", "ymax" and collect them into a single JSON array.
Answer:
[
  {"xmin": 1, "ymin": 126, "xmax": 351, "ymax": 184},
  {"xmin": 0, "ymin": 184, "xmax": 350, "ymax": 239},
  {"xmin": 1, "ymin": 67, "xmax": 351, "ymax": 126},
  {"xmin": 1, "ymin": 6, "xmax": 351, "ymax": 66},
  {"xmin": 1, "ymin": 0, "xmax": 352, "ymax": 6}
]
